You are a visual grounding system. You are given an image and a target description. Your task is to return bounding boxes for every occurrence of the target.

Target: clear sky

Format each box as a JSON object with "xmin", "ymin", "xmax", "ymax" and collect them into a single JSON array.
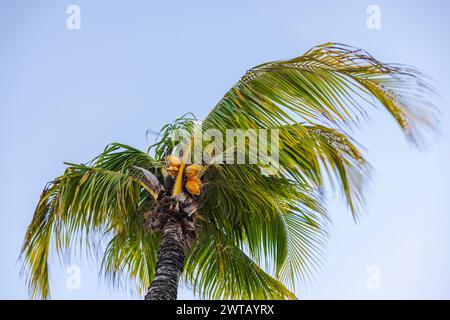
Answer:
[{"xmin": 1, "ymin": 0, "xmax": 449, "ymax": 299}]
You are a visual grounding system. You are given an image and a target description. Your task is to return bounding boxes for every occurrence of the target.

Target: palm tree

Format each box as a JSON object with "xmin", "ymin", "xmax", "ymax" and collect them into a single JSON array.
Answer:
[{"xmin": 21, "ymin": 43, "xmax": 436, "ymax": 300}]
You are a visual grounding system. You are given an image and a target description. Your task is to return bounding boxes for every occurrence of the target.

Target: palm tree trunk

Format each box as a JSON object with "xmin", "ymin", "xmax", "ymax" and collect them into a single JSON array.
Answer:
[{"xmin": 145, "ymin": 218, "xmax": 185, "ymax": 300}]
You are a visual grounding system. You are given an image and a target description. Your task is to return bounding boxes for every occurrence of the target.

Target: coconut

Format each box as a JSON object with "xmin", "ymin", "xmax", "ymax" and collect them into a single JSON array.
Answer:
[
  {"xmin": 166, "ymin": 155, "xmax": 181, "ymax": 168},
  {"xmin": 184, "ymin": 164, "xmax": 204, "ymax": 179},
  {"xmin": 185, "ymin": 177, "xmax": 202, "ymax": 196}
]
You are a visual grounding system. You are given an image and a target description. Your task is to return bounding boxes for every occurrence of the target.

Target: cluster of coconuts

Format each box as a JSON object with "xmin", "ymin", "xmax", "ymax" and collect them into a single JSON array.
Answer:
[{"xmin": 166, "ymin": 155, "xmax": 203, "ymax": 196}]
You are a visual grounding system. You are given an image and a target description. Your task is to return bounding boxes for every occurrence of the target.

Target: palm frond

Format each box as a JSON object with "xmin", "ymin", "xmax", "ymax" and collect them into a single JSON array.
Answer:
[
  {"xmin": 199, "ymin": 162, "xmax": 328, "ymax": 290},
  {"xmin": 190, "ymin": 42, "xmax": 436, "ymax": 295},
  {"xmin": 203, "ymin": 42, "xmax": 436, "ymax": 143},
  {"xmin": 21, "ymin": 143, "xmax": 160, "ymax": 299},
  {"xmin": 100, "ymin": 231, "xmax": 160, "ymax": 295},
  {"xmin": 184, "ymin": 225, "xmax": 297, "ymax": 300}
]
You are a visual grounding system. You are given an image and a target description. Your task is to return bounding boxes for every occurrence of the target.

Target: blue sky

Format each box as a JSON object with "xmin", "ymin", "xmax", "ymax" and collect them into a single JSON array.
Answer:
[{"xmin": 1, "ymin": 0, "xmax": 449, "ymax": 299}]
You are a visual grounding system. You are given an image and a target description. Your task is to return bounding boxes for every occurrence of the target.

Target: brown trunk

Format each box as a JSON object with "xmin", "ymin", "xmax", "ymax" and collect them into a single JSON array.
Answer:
[{"xmin": 145, "ymin": 218, "xmax": 185, "ymax": 300}]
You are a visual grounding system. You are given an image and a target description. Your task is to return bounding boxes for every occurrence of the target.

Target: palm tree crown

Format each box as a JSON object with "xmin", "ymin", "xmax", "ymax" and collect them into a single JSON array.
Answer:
[{"xmin": 21, "ymin": 43, "xmax": 436, "ymax": 299}]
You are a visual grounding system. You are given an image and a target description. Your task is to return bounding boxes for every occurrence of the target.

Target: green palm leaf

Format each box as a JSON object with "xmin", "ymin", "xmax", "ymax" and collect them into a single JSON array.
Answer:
[
  {"xmin": 21, "ymin": 143, "xmax": 160, "ymax": 298},
  {"xmin": 184, "ymin": 224, "xmax": 297, "ymax": 300}
]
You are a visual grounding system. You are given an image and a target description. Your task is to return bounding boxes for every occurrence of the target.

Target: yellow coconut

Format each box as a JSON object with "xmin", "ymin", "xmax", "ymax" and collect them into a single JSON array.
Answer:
[
  {"xmin": 166, "ymin": 155, "xmax": 181, "ymax": 177},
  {"xmin": 185, "ymin": 176, "xmax": 202, "ymax": 196},
  {"xmin": 166, "ymin": 166, "xmax": 179, "ymax": 177},
  {"xmin": 184, "ymin": 164, "xmax": 204, "ymax": 179},
  {"xmin": 166, "ymin": 155, "xmax": 181, "ymax": 168}
]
